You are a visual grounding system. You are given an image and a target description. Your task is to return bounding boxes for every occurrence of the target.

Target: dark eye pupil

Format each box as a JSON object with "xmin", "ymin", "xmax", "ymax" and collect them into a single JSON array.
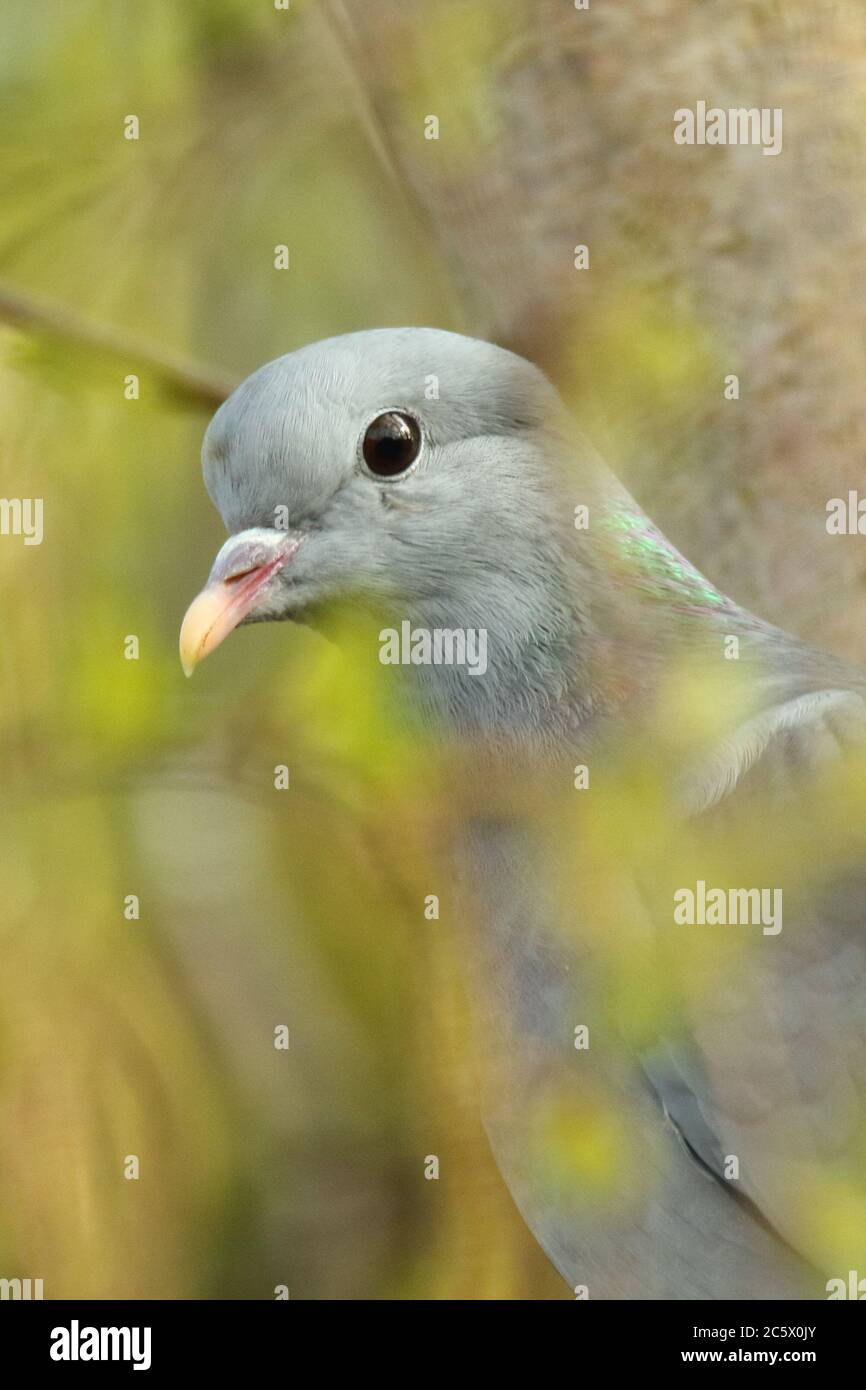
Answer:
[{"xmin": 362, "ymin": 412, "xmax": 421, "ymax": 477}]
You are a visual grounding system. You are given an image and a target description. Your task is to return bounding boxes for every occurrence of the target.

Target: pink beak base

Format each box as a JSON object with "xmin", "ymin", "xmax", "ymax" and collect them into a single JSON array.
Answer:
[{"xmin": 179, "ymin": 543, "xmax": 297, "ymax": 676}]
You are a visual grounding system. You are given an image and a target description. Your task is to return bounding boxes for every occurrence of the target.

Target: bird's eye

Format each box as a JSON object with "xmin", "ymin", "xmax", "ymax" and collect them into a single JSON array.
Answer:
[{"xmin": 361, "ymin": 411, "xmax": 422, "ymax": 478}]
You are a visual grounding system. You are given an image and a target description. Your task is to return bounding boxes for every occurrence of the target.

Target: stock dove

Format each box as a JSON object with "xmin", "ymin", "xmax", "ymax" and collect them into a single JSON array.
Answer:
[{"xmin": 180, "ymin": 328, "xmax": 866, "ymax": 1299}]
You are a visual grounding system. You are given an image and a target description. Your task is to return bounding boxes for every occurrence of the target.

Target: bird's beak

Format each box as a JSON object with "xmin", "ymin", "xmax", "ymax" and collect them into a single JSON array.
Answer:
[{"xmin": 179, "ymin": 528, "xmax": 301, "ymax": 677}]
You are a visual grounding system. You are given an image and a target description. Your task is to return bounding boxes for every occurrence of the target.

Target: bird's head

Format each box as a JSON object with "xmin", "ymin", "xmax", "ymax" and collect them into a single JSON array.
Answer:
[{"xmin": 180, "ymin": 328, "xmax": 581, "ymax": 689}]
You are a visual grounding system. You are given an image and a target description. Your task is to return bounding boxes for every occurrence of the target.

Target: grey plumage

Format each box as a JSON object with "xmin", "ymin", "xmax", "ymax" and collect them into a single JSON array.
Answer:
[{"xmin": 183, "ymin": 327, "xmax": 866, "ymax": 1298}]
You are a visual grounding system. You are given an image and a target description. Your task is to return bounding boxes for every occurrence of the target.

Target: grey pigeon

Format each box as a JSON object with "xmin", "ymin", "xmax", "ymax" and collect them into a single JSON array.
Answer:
[{"xmin": 180, "ymin": 327, "xmax": 866, "ymax": 1299}]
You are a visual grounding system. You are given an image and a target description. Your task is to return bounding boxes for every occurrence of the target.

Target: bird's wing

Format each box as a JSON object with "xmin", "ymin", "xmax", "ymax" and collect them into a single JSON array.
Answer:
[{"xmin": 644, "ymin": 684, "xmax": 866, "ymax": 1272}]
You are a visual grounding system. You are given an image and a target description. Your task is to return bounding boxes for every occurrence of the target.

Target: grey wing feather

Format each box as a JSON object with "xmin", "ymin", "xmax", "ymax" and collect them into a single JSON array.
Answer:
[{"xmin": 644, "ymin": 683, "xmax": 866, "ymax": 1267}]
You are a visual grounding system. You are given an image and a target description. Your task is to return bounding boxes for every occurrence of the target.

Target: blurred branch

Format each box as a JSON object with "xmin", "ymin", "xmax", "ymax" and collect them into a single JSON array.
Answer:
[
  {"xmin": 0, "ymin": 283, "xmax": 237, "ymax": 410},
  {"xmin": 319, "ymin": 1, "xmax": 467, "ymax": 329},
  {"xmin": 320, "ymin": 1, "xmax": 416, "ymax": 202}
]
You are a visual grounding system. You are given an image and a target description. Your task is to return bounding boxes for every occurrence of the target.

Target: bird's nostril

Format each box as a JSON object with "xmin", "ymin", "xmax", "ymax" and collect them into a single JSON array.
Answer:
[{"xmin": 224, "ymin": 565, "xmax": 261, "ymax": 585}]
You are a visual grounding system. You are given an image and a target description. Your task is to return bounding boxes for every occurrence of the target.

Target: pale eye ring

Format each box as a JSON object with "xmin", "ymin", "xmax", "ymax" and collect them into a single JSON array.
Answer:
[{"xmin": 359, "ymin": 410, "xmax": 422, "ymax": 479}]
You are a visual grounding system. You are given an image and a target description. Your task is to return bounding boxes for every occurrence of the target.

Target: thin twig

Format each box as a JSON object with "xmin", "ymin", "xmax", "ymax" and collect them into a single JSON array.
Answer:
[{"xmin": 0, "ymin": 283, "xmax": 237, "ymax": 410}]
